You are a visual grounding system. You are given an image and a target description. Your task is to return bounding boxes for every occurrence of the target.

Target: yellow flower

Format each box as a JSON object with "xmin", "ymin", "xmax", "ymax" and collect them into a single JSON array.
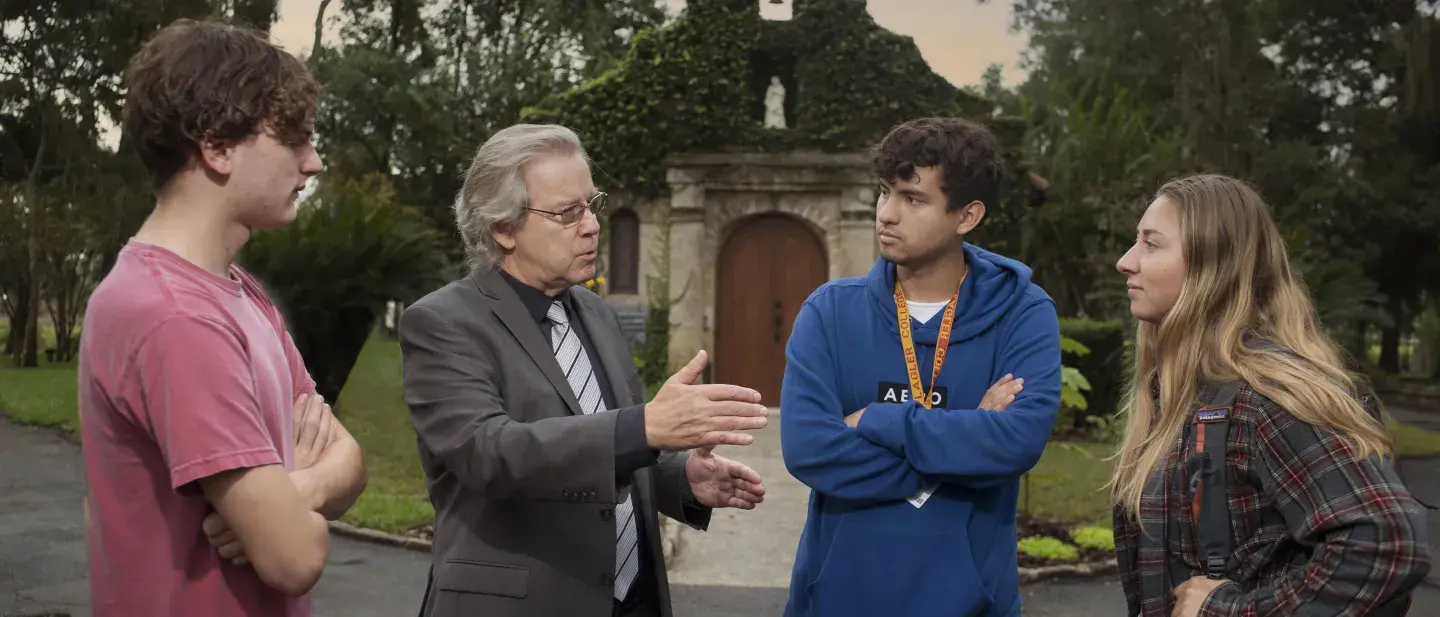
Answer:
[
  {"xmin": 584, "ymin": 279, "xmax": 595, "ymax": 288},
  {"xmin": 596, "ymin": 276, "xmax": 607, "ymax": 286}
]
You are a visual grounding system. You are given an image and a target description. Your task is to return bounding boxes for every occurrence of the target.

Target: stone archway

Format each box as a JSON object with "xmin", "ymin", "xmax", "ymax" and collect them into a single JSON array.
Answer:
[
  {"xmin": 713, "ymin": 214, "xmax": 828, "ymax": 404},
  {"xmin": 656, "ymin": 151, "xmax": 879, "ymax": 388}
]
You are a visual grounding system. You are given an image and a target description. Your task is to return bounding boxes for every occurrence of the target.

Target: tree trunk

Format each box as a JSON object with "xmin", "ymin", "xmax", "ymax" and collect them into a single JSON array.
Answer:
[
  {"xmin": 294, "ymin": 307, "xmax": 377, "ymax": 409},
  {"xmin": 21, "ymin": 194, "xmax": 39, "ymax": 368},
  {"xmin": 54, "ymin": 288, "xmax": 73, "ymax": 362},
  {"xmin": 4, "ymin": 289, "xmax": 27, "ymax": 358},
  {"xmin": 20, "ymin": 95, "xmax": 45, "ymax": 368},
  {"xmin": 1380, "ymin": 324, "xmax": 1402, "ymax": 374},
  {"xmin": 21, "ymin": 275, "xmax": 39, "ymax": 368},
  {"xmin": 312, "ymin": 0, "xmax": 333, "ymax": 56},
  {"xmin": 1380, "ymin": 296, "xmax": 1405, "ymax": 374}
]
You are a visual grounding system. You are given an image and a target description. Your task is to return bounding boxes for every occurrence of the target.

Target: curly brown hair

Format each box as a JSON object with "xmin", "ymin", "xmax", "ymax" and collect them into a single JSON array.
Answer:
[
  {"xmin": 121, "ymin": 19, "xmax": 319, "ymax": 190},
  {"xmin": 871, "ymin": 117, "xmax": 1006, "ymax": 219}
]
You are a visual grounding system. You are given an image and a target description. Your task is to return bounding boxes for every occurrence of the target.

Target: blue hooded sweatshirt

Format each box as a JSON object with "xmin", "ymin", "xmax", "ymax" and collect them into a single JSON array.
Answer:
[{"xmin": 780, "ymin": 244, "xmax": 1062, "ymax": 617}]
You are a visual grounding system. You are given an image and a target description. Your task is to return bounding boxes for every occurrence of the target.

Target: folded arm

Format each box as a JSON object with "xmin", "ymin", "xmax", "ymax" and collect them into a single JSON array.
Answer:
[
  {"xmin": 398, "ymin": 303, "xmax": 620, "ymax": 504},
  {"xmin": 290, "ymin": 419, "xmax": 368, "ymax": 520},
  {"xmin": 199, "ymin": 465, "xmax": 330, "ymax": 596},
  {"xmin": 1198, "ymin": 408, "xmax": 1432, "ymax": 615},
  {"xmin": 854, "ymin": 298, "xmax": 1062, "ymax": 485},
  {"xmin": 780, "ymin": 299, "xmax": 928, "ymax": 503},
  {"xmin": 277, "ymin": 326, "xmax": 368, "ymax": 520},
  {"xmin": 135, "ymin": 314, "xmax": 330, "ymax": 596}
]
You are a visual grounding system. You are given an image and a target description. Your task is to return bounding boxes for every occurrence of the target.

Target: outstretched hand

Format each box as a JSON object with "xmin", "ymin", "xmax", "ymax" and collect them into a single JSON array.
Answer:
[
  {"xmin": 685, "ymin": 447, "xmax": 766, "ymax": 510},
  {"xmin": 645, "ymin": 350, "xmax": 769, "ymax": 451}
]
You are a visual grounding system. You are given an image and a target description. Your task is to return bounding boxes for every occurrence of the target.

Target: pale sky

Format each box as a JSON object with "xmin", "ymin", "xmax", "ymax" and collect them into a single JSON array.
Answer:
[{"xmin": 269, "ymin": 0, "xmax": 1029, "ymax": 88}]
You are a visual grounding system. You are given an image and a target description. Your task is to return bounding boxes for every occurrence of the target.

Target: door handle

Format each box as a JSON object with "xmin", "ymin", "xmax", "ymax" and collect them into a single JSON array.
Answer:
[{"xmin": 773, "ymin": 300, "xmax": 782, "ymax": 342}]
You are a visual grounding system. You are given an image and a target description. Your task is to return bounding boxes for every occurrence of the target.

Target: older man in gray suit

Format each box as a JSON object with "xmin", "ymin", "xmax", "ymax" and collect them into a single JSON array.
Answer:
[{"xmin": 398, "ymin": 123, "xmax": 770, "ymax": 617}]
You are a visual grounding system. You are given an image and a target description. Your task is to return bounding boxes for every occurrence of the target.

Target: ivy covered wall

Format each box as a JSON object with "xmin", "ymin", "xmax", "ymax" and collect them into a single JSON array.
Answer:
[{"xmin": 521, "ymin": 0, "xmax": 996, "ymax": 197}]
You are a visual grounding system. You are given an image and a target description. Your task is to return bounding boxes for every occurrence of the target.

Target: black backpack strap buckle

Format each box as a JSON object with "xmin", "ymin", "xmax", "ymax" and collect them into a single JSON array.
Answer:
[{"xmin": 1205, "ymin": 555, "xmax": 1227, "ymax": 579}]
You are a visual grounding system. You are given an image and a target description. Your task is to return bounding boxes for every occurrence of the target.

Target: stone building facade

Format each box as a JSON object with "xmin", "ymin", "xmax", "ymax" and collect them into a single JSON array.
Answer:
[{"xmin": 602, "ymin": 151, "xmax": 878, "ymax": 403}]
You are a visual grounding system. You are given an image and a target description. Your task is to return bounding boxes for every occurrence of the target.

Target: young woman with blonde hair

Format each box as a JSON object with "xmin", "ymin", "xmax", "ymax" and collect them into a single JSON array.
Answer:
[{"xmin": 1109, "ymin": 173, "xmax": 1431, "ymax": 616}]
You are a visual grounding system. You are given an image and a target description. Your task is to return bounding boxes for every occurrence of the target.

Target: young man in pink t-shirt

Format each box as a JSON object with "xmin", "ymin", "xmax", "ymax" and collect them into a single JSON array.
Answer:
[{"xmin": 77, "ymin": 19, "xmax": 368, "ymax": 617}]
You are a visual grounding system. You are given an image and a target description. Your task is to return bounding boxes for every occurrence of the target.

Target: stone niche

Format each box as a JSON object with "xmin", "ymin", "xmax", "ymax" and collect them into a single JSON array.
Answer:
[{"xmin": 604, "ymin": 151, "xmax": 877, "ymax": 392}]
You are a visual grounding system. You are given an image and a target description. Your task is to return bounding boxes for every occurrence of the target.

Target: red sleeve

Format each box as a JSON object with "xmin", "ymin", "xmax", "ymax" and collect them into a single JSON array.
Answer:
[{"xmin": 131, "ymin": 313, "xmax": 283, "ymax": 490}]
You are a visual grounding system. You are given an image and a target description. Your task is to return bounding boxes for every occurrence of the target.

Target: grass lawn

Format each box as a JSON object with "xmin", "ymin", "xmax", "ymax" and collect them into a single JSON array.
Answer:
[
  {"xmin": 1022, "ymin": 441, "xmax": 1116, "ymax": 526},
  {"xmin": 0, "ymin": 359, "xmax": 79, "ymax": 433},
  {"xmin": 1389, "ymin": 421, "xmax": 1440, "ymax": 457},
  {"xmin": 0, "ymin": 323, "xmax": 75, "ymax": 432},
  {"xmin": 7, "ymin": 333, "xmax": 1440, "ymax": 535},
  {"xmin": 331, "ymin": 334, "xmax": 433, "ymax": 532}
]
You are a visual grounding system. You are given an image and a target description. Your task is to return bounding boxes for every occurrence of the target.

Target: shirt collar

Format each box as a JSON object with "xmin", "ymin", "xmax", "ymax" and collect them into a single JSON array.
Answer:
[{"xmin": 500, "ymin": 269, "xmax": 568, "ymax": 324}]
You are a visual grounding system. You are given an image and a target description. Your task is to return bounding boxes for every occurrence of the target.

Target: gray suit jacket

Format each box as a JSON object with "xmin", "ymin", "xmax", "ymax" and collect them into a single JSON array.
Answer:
[{"xmin": 398, "ymin": 268, "xmax": 711, "ymax": 617}]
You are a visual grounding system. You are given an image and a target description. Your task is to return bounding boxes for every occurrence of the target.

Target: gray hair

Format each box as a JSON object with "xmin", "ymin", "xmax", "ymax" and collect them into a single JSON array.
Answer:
[{"xmin": 454, "ymin": 123, "xmax": 588, "ymax": 272}]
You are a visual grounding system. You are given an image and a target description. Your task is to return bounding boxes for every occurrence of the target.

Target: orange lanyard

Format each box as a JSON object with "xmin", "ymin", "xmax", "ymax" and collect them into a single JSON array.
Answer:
[{"xmin": 894, "ymin": 273, "xmax": 963, "ymax": 409}]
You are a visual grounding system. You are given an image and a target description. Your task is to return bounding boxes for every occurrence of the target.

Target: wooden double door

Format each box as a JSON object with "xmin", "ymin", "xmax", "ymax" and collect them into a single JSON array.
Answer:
[{"xmin": 714, "ymin": 215, "xmax": 829, "ymax": 405}]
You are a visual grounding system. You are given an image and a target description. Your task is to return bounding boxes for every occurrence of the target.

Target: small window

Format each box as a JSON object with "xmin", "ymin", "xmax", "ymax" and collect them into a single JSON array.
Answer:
[{"xmin": 608, "ymin": 209, "xmax": 640, "ymax": 294}]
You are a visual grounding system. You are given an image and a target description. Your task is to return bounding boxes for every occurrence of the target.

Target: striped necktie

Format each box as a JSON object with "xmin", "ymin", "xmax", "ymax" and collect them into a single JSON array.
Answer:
[{"xmin": 547, "ymin": 300, "xmax": 640, "ymax": 601}]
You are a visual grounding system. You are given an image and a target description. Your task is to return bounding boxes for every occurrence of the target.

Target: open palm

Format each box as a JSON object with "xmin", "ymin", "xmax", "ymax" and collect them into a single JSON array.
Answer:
[{"xmin": 685, "ymin": 447, "xmax": 766, "ymax": 509}]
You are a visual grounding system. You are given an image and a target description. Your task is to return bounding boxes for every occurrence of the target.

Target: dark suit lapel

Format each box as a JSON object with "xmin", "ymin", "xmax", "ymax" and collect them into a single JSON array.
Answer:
[
  {"xmin": 473, "ymin": 270, "xmax": 583, "ymax": 416},
  {"xmin": 572, "ymin": 293, "xmax": 637, "ymax": 407}
]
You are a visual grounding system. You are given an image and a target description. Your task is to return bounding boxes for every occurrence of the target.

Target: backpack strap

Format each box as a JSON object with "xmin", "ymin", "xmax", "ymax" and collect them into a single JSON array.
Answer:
[{"xmin": 1192, "ymin": 380, "xmax": 1241, "ymax": 580}]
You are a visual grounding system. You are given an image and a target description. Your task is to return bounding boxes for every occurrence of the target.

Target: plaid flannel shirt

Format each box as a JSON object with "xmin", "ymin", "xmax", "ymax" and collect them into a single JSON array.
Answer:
[{"xmin": 1113, "ymin": 381, "xmax": 1432, "ymax": 616}]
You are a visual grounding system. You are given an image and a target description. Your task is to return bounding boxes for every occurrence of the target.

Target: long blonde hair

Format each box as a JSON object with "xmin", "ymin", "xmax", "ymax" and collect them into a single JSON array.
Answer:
[{"xmin": 1109, "ymin": 174, "xmax": 1393, "ymax": 519}]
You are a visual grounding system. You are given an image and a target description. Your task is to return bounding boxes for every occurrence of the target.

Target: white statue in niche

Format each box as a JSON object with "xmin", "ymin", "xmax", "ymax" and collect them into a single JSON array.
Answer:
[{"xmin": 764, "ymin": 76, "xmax": 786, "ymax": 129}]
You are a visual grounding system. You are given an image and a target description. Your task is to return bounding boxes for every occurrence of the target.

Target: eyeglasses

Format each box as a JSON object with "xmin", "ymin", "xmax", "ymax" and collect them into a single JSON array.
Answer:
[{"xmin": 527, "ymin": 191, "xmax": 608, "ymax": 227}]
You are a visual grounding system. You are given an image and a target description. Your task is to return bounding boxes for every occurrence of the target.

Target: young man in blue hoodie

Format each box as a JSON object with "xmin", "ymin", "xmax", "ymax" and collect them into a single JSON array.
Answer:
[{"xmin": 780, "ymin": 117, "xmax": 1062, "ymax": 617}]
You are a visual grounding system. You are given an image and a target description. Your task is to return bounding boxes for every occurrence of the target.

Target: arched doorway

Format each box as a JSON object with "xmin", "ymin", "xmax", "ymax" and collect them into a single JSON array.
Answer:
[{"xmin": 714, "ymin": 214, "xmax": 828, "ymax": 405}]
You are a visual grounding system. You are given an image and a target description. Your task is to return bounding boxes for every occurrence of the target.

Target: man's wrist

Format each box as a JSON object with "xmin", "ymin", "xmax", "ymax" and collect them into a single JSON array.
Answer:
[
  {"xmin": 615, "ymin": 405, "xmax": 659, "ymax": 479},
  {"xmin": 640, "ymin": 402, "xmax": 661, "ymax": 450},
  {"xmin": 679, "ymin": 454, "xmax": 707, "ymax": 509}
]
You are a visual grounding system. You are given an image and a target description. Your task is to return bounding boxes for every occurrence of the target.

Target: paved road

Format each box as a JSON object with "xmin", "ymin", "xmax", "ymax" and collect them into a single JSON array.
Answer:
[
  {"xmin": 6, "ymin": 408, "xmax": 1440, "ymax": 616},
  {"xmin": 0, "ymin": 417, "xmax": 1126, "ymax": 616}
]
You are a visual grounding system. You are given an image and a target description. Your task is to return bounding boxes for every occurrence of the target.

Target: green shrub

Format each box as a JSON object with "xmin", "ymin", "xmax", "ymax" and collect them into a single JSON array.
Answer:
[
  {"xmin": 637, "ymin": 305, "xmax": 670, "ymax": 398},
  {"xmin": 1070, "ymin": 526, "xmax": 1115, "ymax": 552},
  {"xmin": 1058, "ymin": 318, "xmax": 1127, "ymax": 431},
  {"xmin": 1017, "ymin": 536, "xmax": 1079, "ymax": 562},
  {"xmin": 241, "ymin": 173, "xmax": 450, "ymax": 407},
  {"xmin": 1055, "ymin": 335, "xmax": 1093, "ymax": 435}
]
